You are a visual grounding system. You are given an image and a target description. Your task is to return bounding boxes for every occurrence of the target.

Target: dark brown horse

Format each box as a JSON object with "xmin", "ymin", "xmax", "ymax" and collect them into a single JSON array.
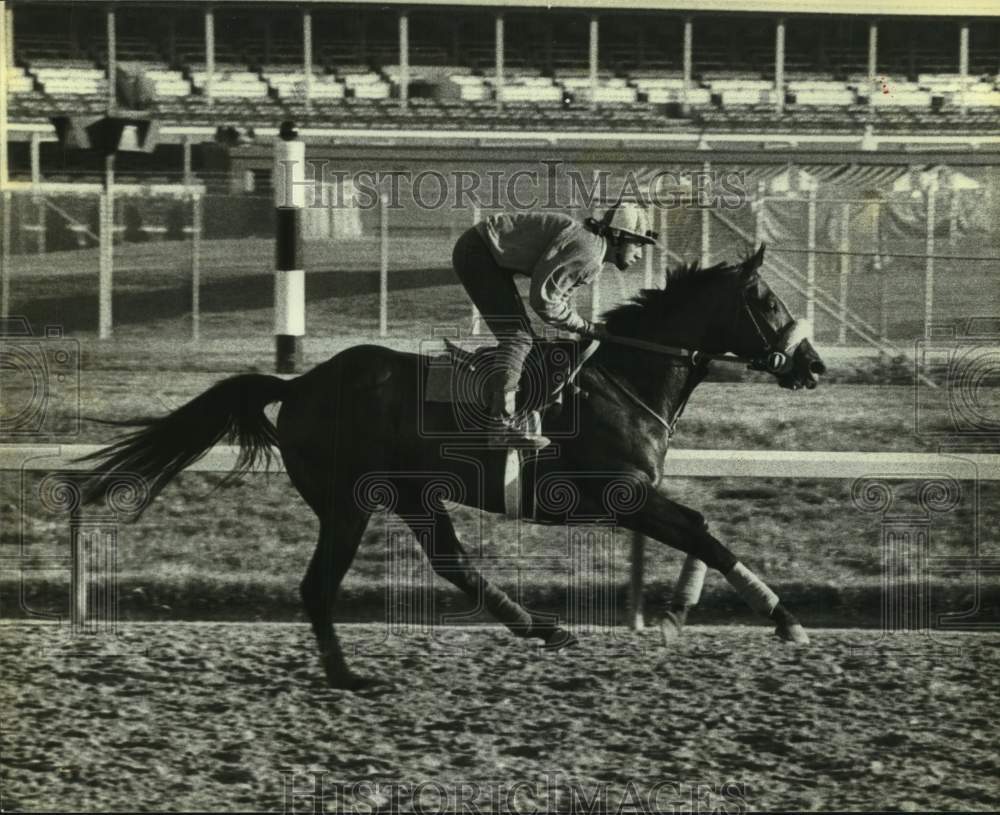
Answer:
[{"xmin": 78, "ymin": 246, "xmax": 826, "ymax": 689}]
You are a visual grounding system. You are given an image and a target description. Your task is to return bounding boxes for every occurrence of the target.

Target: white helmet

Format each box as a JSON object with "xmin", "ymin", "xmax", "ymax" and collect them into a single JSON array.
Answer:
[{"xmin": 596, "ymin": 201, "xmax": 658, "ymax": 245}]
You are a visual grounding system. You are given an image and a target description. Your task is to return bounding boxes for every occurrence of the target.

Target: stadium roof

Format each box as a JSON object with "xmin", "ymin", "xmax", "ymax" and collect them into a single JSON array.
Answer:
[{"xmin": 11, "ymin": 0, "xmax": 1000, "ymax": 16}]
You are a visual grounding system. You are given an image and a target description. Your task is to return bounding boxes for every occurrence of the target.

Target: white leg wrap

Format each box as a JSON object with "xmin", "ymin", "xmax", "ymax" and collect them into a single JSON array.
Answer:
[
  {"xmin": 725, "ymin": 562, "xmax": 780, "ymax": 616},
  {"xmin": 675, "ymin": 555, "xmax": 708, "ymax": 607}
]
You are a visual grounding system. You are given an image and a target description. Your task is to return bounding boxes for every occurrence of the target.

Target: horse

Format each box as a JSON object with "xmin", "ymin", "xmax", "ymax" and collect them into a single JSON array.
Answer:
[{"xmin": 77, "ymin": 244, "xmax": 826, "ymax": 690}]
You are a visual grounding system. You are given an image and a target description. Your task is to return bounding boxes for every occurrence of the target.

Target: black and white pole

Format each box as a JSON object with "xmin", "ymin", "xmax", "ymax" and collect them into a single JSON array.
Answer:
[{"xmin": 274, "ymin": 123, "xmax": 306, "ymax": 373}]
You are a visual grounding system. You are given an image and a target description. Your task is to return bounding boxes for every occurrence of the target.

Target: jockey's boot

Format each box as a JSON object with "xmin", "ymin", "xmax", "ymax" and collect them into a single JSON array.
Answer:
[
  {"xmin": 488, "ymin": 411, "xmax": 550, "ymax": 450},
  {"xmin": 487, "ymin": 389, "xmax": 550, "ymax": 450}
]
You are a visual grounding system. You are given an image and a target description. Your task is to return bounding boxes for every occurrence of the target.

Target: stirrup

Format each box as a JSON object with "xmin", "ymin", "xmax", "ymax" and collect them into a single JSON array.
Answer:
[
  {"xmin": 488, "ymin": 432, "xmax": 551, "ymax": 451},
  {"xmin": 486, "ymin": 412, "xmax": 550, "ymax": 450}
]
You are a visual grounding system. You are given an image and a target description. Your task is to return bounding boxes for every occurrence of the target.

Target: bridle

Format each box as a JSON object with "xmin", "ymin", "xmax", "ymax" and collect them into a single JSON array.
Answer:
[
  {"xmin": 600, "ymin": 283, "xmax": 799, "ymax": 371},
  {"xmin": 589, "ymin": 279, "xmax": 800, "ymax": 438}
]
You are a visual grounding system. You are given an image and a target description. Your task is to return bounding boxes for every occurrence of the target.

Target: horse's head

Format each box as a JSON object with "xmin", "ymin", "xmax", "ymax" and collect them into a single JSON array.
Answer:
[{"xmin": 727, "ymin": 245, "xmax": 826, "ymax": 390}]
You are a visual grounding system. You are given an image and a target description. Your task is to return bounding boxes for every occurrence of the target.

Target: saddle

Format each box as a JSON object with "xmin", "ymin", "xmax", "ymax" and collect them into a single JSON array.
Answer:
[
  {"xmin": 423, "ymin": 337, "xmax": 599, "ymax": 521},
  {"xmin": 424, "ymin": 336, "xmax": 598, "ymax": 415}
]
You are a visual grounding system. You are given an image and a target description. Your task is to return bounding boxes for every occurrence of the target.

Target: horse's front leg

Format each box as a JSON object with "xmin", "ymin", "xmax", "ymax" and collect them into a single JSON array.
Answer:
[
  {"xmin": 660, "ymin": 554, "xmax": 708, "ymax": 642},
  {"xmin": 623, "ymin": 486, "xmax": 810, "ymax": 644}
]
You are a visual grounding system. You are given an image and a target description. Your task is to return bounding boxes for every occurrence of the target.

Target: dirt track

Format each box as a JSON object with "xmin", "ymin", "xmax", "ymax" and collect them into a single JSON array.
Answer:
[{"xmin": 2, "ymin": 622, "xmax": 998, "ymax": 812}]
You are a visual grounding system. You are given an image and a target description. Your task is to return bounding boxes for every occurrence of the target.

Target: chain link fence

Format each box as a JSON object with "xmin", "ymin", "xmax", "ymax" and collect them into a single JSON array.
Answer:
[{"xmin": 2, "ymin": 162, "xmax": 997, "ymax": 350}]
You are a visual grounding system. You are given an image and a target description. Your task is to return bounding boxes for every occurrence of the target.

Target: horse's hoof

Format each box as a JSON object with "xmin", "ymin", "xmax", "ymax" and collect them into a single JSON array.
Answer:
[
  {"xmin": 775, "ymin": 622, "xmax": 811, "ymax": 645},
  {"xmin": 327, "ymin": 671, "xmax": 381, "ymax": 691},
  {"xmin": 541, "ymin": 627, "xmax": 579, "ymax": 651},
  {"xmin": 659, "ymin": 612, "xmax": 685, "ymax": 644}
]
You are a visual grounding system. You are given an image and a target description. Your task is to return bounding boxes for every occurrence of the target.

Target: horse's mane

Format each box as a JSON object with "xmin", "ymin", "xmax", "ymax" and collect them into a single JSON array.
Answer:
[{"xmin": 601, "ymin": 256, "xmax": 742, "ymax": 337}]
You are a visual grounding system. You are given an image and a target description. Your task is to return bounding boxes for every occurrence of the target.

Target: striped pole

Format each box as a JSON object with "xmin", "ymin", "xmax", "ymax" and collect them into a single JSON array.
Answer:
[{"xmin": 274, "ymin": 126, "xmax": 306, "ymax": 373}]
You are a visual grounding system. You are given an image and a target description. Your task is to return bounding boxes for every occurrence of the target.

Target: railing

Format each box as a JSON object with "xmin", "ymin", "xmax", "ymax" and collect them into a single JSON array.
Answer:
[{"xmin": 4, "ymin": 444, "xmax": 1000, "ymax": 630}]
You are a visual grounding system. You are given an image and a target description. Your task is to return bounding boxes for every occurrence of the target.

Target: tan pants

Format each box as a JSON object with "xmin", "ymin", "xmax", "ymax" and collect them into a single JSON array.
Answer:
[{"xmin": 452, "ymin": 227, "xmax": 535, "ymax": 414}]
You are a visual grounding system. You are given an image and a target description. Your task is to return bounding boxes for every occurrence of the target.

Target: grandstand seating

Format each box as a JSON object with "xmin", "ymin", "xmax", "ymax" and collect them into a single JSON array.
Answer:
[{"xmin": 7, "ymin": 27, "xmax": 1000, "ymax": 135}]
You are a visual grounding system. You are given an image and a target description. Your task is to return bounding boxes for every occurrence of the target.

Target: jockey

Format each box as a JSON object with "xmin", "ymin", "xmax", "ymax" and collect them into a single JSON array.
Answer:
[{"xmin": 452, "ymin": 201, "xmax": 658, "ymax": 449}]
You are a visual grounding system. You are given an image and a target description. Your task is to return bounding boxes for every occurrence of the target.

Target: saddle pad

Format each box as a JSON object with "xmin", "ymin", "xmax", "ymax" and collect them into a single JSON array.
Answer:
[{"xmin": 424, "ymin": 353, "xmax": 485, "ymax": 405}]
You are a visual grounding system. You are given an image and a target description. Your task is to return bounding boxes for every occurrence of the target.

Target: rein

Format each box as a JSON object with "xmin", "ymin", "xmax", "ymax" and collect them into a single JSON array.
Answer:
[
  {"xmin": 599, "ymin": 331, "xmax": 789, "ymax": 372},
  {"xmin": 592, "ymin": 362, "xmax": 690, "ymax": 438},
  {"xmin": 582, "ymin": 310, "xmax": 798, "ymax": 439}
]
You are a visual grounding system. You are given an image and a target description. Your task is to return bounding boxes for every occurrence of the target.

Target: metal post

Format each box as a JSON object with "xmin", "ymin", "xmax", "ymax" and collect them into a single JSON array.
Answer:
[
  {"xmin": 379, "ymin": 193, "xmax": 389, "ymax": 337},
  {"xmin": 660, "ymin": 205, "xmax": 669, "ymax": 285},
  {"xmin": 839, "ymin": 201, "xmax": 850, "ymax": 345},
  {"xmin": 682, "ymin": 18, "xmax": 693, "ymax": 110},
  {"xmin": 924, "ymin": 184, "xmax": 936, "ymax": 338},
  {"xmin": 494, "ymin": 14, "xmax": 504, "ymax": 111},
  {"xmin": 105, "ymin": 5, "xmax": 116, "ymax": 112},
  {"xmin": 71, "ymin": 508, "xmax": 87, "ymax": 632},
  {"xmin": 806, "ymin": 186, "xmax": 817, "ymax": 327},
  {"xmin": 590, "ymin": 172, "xmax": 601, "ymax": 318},
  {"xmin": 0, "ymin": 4, "xmax": 7, "ymax": 192},
  {"xmin": 644, "ymin": 216, "xmax": 653, "ymax": 289},
  {"xmin": 205, "ymin": 5, "xmax": 215, "ymax": 106},
  {"xmin": 99, "ymin": 156, "xmax": 115, "ymax": 339},
  {"xmin": 31, "ymin": 132, "xmax": 45, "ymax": 254},
  {"xmin": 471, "ymin": 205, "xmax": 481, "ymax": 335},
  {"xmin": 754, "ymin": 181, "xmax": 766, "ymax": 248},
  {"xmin": 874, "ymin": 198, "xmax": 887, "ymax": 343},
  {"xmin": 35, "ymin": 197, "xmax": 46, "ymax": 255},
  {"xmin": 701, "ymin": 207, "xmax": 710, "ymax": 268},
  {"xmin": 867, "ymin": 20, "xmax": 878, "ymax": 85},
  {"xmin": 303, "ymin": 9, "xmax": 313, "ymax": 106},
  {"xmin": 191, "ymin": 193, "xmax": 202, "ymax": 341},
  {"xmin": 1, "ymin": 192, "xmax": 10, "ymax": 320},
  {"xmin": 589, "ymin": 14, "xmax": 599, "ymax": 112},
  {"xmin": 958, "ymin": 23, "xmax": 969, "ymax": 115},
  {"xmin": 948, "ymin": 190, "xmax": 958, "ymax": 248},
  {"xmin": 774, "ymin": 18, "xmax": 785, "ymax": 115},
  {"xmin": 182, "ymin": 136, "xmax": 192, "ymax": 184},
  {"xmin": 4, "ymin": 4, "xmax": 13, "ymax": 67},
  {"xmin": 398, "ymin": 11, "xmax": 409, "ymax": 109},
  {"xmin": 30, "ymin": 131, "xmax": 41, "ymax": 184},
  {"xmin": 700, "ymin": 161, "xmax": 710, "ymax": 268},
  {"xmin": 629, "ymin": 532, "xmax": 645, "ymax": 630}
]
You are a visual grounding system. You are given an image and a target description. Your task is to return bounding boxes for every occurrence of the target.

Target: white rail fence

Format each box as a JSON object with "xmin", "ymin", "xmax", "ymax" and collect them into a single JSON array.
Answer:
[{"xmin": 4, "ymin": 445, "xmax": 1000, "ymax": 630}]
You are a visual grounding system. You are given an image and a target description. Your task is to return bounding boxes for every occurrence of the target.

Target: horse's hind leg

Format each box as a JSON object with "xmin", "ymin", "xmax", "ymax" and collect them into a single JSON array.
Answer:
[
  {"xmin": 396, "ymin": 486, "xmax": 577, "ymax": 650},
  {"xmin": 301, "ymin": 506, "xmax": 372, "ymax": 689}
]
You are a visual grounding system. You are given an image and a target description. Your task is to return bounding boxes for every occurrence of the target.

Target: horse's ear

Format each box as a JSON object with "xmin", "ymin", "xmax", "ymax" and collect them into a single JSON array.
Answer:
[{"xmin": 741, "ymin": 243, "xmax": 766, "ymax": 279}]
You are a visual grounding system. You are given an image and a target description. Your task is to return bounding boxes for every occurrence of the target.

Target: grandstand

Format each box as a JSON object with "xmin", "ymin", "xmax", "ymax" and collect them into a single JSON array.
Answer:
[
  {"xmin": 2, "ymin": 0, "xmax": 998, "ymax": 350},
  {"xmin": 4, "ymin": 1, "xmax": 1000, "ymax": 141}
]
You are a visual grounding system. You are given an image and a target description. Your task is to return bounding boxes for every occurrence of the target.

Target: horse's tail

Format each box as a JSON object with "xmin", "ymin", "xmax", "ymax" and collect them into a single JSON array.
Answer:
[{"xmin": 75, "ymin": 374, "xmax": 291, "ymax": 512}]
